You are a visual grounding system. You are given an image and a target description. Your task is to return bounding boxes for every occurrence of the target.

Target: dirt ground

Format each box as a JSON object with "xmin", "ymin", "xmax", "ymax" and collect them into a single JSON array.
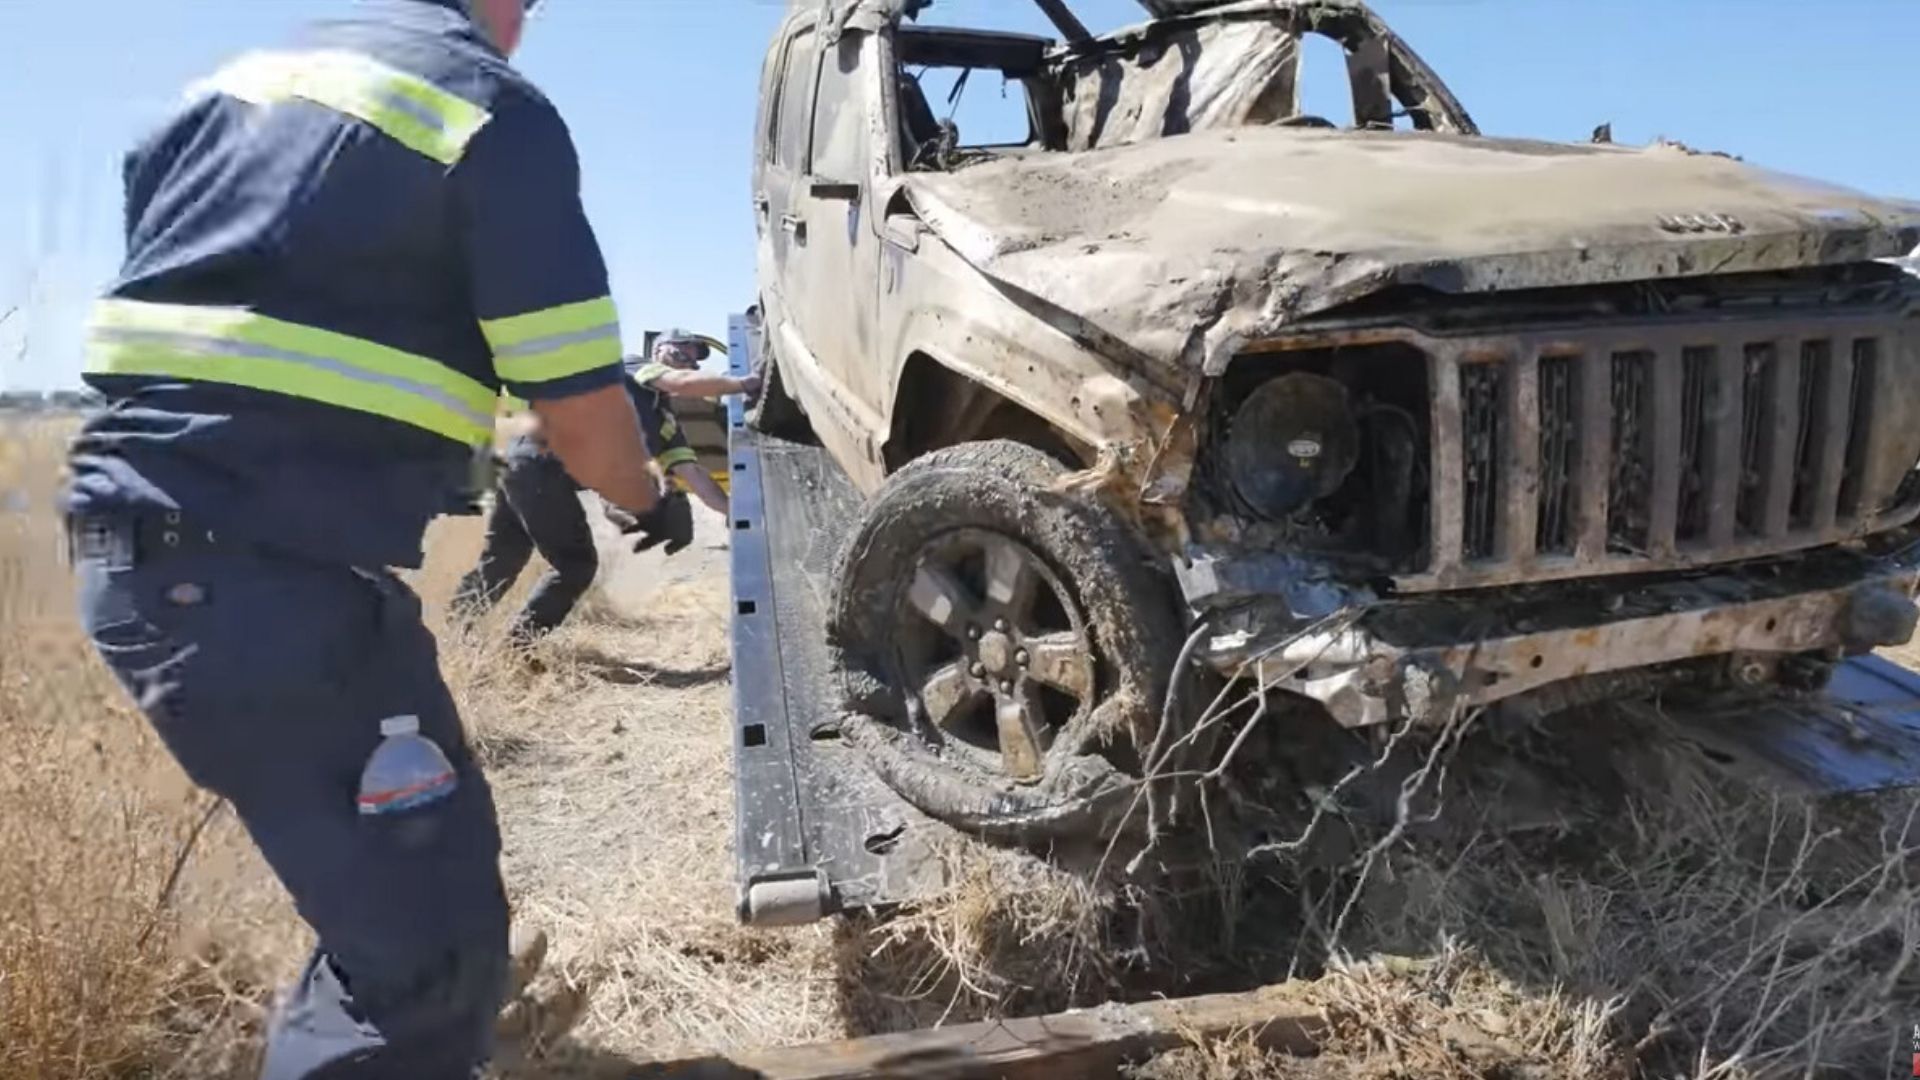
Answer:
[{"xmin": 7, "ymin": 414, "xmax": 1920, "ymax": 1079}]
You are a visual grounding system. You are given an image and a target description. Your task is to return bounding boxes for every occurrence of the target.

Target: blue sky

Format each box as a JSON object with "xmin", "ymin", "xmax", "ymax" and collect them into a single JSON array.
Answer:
[{"xmin": 1, "ymin": 0, "xmax": 1915, "ymax": 390}]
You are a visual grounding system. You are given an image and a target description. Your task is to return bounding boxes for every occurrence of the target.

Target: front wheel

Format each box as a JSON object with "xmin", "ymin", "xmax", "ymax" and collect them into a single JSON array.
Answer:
[
  {"xmin": 830, "ymin": 440, "xmax": 1184, "ymax": 840},
  {"xmin": 745, "ymin": 319, "xmax": 814, "ymax": 444}
]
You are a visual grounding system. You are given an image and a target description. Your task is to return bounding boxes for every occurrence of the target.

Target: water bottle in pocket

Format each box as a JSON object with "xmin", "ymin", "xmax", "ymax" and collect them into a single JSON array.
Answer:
[{"xmin": 358, "ymin": 716, "xmax": 458, "ymax": 816}]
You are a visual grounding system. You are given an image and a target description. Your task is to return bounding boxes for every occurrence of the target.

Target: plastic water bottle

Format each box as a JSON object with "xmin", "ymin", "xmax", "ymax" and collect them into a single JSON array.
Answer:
[{"xmin": 357, "ymin": 716, "xmax": 459, "ymax": 816}]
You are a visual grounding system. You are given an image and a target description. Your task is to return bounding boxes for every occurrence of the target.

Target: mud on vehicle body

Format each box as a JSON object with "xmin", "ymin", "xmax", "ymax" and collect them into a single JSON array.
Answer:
[{"xmin": 751, "ymin": 0, "xmax": 1920, "ymax": 837}]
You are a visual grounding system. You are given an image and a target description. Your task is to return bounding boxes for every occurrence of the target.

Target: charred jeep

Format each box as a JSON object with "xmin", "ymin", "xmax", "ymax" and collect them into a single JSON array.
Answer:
[{"xmin": 751, "ymin": 0, "xmax": 1920, "ymax": 837}]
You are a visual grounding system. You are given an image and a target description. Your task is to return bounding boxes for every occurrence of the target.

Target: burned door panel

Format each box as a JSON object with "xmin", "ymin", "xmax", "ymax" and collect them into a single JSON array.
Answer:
[
  {"xmin": 791, "ymin": 29, "xmax": 889, "ymax": 462},
  {"xmin": 760, "ymin": 20, "xmax": 819, "ymax": 343}
]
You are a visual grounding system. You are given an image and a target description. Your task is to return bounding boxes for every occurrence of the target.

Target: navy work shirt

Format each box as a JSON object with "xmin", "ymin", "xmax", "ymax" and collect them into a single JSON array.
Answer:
[{"xmin": 66, "ymin": 0, "xmax": 627, "ymax": 569}]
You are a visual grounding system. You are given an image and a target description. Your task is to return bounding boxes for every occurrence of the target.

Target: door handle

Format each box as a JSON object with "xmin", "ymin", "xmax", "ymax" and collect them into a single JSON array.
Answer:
[{"xmin": 780, "ymin": 214, "xmax": 806, "ymax": 241}]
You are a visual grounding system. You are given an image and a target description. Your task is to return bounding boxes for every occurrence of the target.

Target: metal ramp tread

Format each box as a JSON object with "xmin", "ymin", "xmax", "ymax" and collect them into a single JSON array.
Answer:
[
  {"xmin": 1679, "ymin": 653, "xmax": 1920, "ymax": 794},
  {"xmin": 724, "ymin": 314, "xmax": 950, "ymax": 925}
]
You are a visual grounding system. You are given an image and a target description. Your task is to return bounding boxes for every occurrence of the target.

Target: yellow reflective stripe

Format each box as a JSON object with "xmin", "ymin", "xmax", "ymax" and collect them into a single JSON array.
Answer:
[
  {"xmin": 480, "ymin": 297, "xmax": 618, "ymax": 350},
  {"xmin": 88, "ymin": 339, "xmax": 492, "ymax": 447},
  {"xmin": 480, "ymin": 297, "xmax": 621, "ymax": 384},
  {"xmin": 501, "ymin": 393, "xmax": 530, "ymax": 412},
  {"xmin": 632, "ymin": 362, "xmax": 671, "ymax": 387},
  {"xmin": 86, "ymin": 300, "xmax": 495, "ymax": 446},
  {"xmin": 200, "ymin": 50, "xmax": 491, "ymax": 166},
  {"xmin": 658, "ymin": 447, "xmax": 699, "ymax": 469},
  {"xmin": 494, "ymin": 336, "xmax": 621, "ymax": 384},
  {"xmin": 93, "ymin": 301, "xmax": 496, "ymax": 416}
]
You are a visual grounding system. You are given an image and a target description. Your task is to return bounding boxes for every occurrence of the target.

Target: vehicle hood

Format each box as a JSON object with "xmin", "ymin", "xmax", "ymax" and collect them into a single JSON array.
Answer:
[{"xmin": 899, "ymin": 127, "xmax": 1920, "ymax": 374}]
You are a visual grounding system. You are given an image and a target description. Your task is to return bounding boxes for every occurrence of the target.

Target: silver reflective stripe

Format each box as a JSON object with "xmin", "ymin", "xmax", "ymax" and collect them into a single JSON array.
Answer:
[
  {"xmin": 93, "ymin": 327, "xmax": 494, "ymax": 431},
  {"xmin": 490, "ymin": 322, "xmax": 621, "ymax": 359},
  {"xmin": 377, "ymin": 91, "xmax": 445, "ymax": 134},
  {"xmin": 191, "ymin": 49, "xmax": 492, "ymax": 166}
]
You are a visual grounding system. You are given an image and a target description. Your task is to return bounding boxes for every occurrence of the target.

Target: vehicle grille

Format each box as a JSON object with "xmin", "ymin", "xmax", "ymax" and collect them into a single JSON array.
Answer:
[{"xmin": 1423, "ymin": 317, "xmax": 1910, "ymax": 589}]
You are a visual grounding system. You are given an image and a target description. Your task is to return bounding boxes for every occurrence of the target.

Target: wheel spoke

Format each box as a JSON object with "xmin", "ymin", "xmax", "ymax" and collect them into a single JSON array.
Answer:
[
  {"xmin": 995, "ymin": 687, "xmax": 1049, "ymax": 781},
  {"xmin": 920, "ymin": 662, "xmax": 983, "ymax": 731},
  {"xmin": 907, "ymin": 564, "xmax": 977, "ymax": 638},
  {"xmin": 1025, "ymin": 631, "xmax": 1094, "ymax": 700},
  {"xmin": 980, "ymin": 534, "xmax": 1036, "ymax": 616}
]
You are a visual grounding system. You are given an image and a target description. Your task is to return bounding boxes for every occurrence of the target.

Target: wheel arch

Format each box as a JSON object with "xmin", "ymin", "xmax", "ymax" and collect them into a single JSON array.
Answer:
[{"xmin": 883, "ymin": 350, "xmax": 1090, "ymax": 473}]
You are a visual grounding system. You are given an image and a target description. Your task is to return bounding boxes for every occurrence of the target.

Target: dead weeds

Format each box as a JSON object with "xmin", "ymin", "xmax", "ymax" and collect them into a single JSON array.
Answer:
[
  {"xmin": 0, "ymin": 417, "xmax": 280, "ymax": 1080},
  {"xmin": 10, "ymin": 410, "xmax": 1920, "ymax": 1079}
]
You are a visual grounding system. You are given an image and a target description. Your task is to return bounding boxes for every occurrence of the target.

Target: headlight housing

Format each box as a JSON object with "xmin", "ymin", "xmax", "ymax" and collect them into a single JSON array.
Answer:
[{"xmin": 1225, "ymin": 372, "xmax": 1360, "ymax": 520}]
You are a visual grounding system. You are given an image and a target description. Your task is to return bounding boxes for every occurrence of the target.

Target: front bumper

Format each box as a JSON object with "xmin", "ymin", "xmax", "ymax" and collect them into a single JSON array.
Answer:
[{"xmin": 1177, "ymin": 545, "xmax": 1920, "ymax": 728}]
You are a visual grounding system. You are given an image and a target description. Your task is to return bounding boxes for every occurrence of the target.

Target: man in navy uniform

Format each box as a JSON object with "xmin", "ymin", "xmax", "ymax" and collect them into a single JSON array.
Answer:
[{"xmin": 62, "ymin": 0, "xmax": 672, "ymax": 1075}]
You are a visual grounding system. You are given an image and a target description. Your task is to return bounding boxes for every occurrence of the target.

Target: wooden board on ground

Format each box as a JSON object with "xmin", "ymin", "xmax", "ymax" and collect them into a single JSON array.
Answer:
[{"xmin": 641, "ymin": 982, "xmax": 1326, "ymax": 1079}]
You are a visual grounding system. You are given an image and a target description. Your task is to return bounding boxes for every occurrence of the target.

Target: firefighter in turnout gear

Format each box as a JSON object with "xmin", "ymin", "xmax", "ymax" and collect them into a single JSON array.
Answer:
[
  {"xmin": 625, "ymin": 328, "xmax": 758, "ymax": 516},
  {"xmin": 63, "ymin": 0, "xmax": 674, "ymax": 1075}
]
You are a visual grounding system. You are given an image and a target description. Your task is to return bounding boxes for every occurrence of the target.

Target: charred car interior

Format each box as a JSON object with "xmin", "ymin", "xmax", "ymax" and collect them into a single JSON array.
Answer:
[{"xmin": 749, "ymin": 0, "xmax": 1920, "ymax": 844}]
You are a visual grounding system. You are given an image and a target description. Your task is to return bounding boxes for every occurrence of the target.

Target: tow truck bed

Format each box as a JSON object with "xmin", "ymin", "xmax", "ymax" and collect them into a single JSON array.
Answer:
[{"xmin": 723, "ymin": 315, "xmax": 951, "ymax": 925}]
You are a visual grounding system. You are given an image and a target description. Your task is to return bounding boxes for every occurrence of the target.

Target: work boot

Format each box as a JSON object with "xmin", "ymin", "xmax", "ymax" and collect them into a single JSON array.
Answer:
[
  {"xmin": 495, "ymin": 982, "xmax": 589, "ymax": 1054},
  {"xmin": 497, "ymin": 925, "xmax": 576, "ymax": 1051},
  {"xmin": 506, "ymin": 926, "xmax": 548, "ymax": 1002}
]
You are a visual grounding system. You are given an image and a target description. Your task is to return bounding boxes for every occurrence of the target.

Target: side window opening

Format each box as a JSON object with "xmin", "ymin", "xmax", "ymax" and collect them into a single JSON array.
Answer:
[
  {"xmin": 1295, "ymin": 32, "xmax": 1357, "ymax": 128},
  {"xmin": 810, "ymin": 35, "xmax": 869, "ymax": 181},
  {"xmin": 898, "ymin": 65, "xmax": 1034, "ymax": 171},
  {"xmin": 773, "ymin": 28, "xmax": 817, "ymax": 169},
  {"xmin": 911, "ymin": 67, "xmax": 1033, "ymax": 148}
]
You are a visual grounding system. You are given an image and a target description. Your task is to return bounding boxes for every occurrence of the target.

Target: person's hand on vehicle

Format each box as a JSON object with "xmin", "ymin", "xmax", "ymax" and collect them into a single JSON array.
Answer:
[
  {"xmin": 620, "ymin": 489, "xmax": 695, "ymax": 555},
  {"xmin": 737, "ymin": 372, "xmax": 764, "ymax": 399}
]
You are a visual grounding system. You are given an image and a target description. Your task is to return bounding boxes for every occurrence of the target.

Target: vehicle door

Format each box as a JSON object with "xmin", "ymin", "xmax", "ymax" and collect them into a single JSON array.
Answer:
[
  {"xmin": 754, "ymin": 16, "xmax": 817, "ymax": 353},
  {"xmin": 784, "ymin": 26, "xmax": 891, "ymax": 477}
]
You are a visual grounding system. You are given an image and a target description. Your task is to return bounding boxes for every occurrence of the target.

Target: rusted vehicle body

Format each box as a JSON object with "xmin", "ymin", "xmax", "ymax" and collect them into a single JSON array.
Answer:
[{"xmin": 751, "ymin": 0, "xmax": 1920, "ymax": 834}]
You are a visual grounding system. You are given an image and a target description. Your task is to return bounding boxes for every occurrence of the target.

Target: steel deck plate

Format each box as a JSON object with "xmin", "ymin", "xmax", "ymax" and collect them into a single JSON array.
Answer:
[
  {"xmin": 1677, "ymin": 654, "xmax": 1920, "ymax": 794},
  {"xmin": 725, "ymin": 315, "xmax": 950, "ymax": 924}
]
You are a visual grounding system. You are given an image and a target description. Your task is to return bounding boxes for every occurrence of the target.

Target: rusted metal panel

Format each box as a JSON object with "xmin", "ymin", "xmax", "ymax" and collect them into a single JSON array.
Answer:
[
  {"xmin": 1390, "ymin": 313, "xmax": 1915, "ymax": 593},
  {"xmin": 1427, "ymin": 351, "xmax": 1465, "ymax": 576},
  {"xmin": 1760, "ymin": 338, "xmax": 1802, "ymax": 537},
  {"xmin": 1852, "ymin": 336, "xmax": 1895, "ymax": 515},
  {"xmin": 1502, "ymin": 347, "xmax": 1540, "ymax": 564},
  {"xmin": 645, "ymin": 983, "xmax": 1325, "ymax": 1079},
  {"xmin": 1648, "ymin": 340, "xmax": 1684, "ymax": 557},
  {"xmin": 1808, "ymin": 341, "xmax": 1854, "ymax": 533},
  {"xmin": 1574, "ymin": 345, "xmax": 1612, "ymax": 559},
  {"xmin": 1704, "ymin": 345, "xmax": 1745, "ymax": 548},
  {"xmin": 1248, "ymin": 568, "xmax": 1920, "ymax": 728}
]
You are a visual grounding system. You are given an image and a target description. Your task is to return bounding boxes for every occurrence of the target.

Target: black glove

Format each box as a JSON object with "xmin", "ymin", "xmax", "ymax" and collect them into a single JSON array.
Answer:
[{"xmin": 620, "ymin": 490, "xmax": 694, "ymax": 555}]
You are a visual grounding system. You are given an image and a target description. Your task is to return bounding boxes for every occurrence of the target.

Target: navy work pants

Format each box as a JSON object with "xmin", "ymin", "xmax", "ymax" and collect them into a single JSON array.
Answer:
[
  {"xmin": 453, "ymin": 453, "xmax": 598, "ymax": 641},
  {"xmin": 73, "ymin": 519, "xmax": 510, "ymax": 1080}
]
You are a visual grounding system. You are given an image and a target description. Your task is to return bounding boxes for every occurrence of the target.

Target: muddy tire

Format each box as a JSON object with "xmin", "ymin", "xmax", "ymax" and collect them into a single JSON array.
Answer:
[
  {"xmin": 746, "ymin": 322, "xmax": 814, "ymax": 444},
  {"xmin": 830, "ymin": 440, "xmax": 1185, "ymax": 840}
]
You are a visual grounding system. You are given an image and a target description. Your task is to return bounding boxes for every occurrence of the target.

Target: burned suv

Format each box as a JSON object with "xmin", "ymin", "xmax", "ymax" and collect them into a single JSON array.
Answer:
[{"xmin": 750, "ymin": 0, "xmax": 1920, "ymax": 835}]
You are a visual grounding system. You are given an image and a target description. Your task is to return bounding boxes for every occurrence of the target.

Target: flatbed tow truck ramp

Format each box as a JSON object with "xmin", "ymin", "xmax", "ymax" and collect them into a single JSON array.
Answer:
[
  {"xmin": 722, "ymin": 315, "xmax": 954, "ymax": 926},
  {"xmin": 718, "ymin": 312, "xmax": 1920, "ymax": 929}
]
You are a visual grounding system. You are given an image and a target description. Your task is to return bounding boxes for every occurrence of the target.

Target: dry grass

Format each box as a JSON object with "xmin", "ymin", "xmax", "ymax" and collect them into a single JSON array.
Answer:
[
  {"xmin": 0, "ymin": 417, "xmax": 286, "ymax": 1080},
  {"xmin": 876, "ymin": 705, "xmax": 1920, "ymax": 1079},
  {"xmin": 7, "ymin": 408, "xmax": 1920, "ymax": 1079}
]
